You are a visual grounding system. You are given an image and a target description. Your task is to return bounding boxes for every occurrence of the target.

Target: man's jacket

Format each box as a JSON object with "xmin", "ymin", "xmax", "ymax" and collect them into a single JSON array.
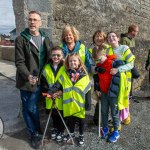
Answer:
[{"xmin": 15, "ymin": 28, "xmax": 52, "ymax": 91}]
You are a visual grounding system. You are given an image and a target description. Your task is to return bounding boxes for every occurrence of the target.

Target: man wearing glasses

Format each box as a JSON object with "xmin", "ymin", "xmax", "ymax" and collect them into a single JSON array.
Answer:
[{"xmin": 15, "ymin": 11, "xmax": 53, "ymax": 149}]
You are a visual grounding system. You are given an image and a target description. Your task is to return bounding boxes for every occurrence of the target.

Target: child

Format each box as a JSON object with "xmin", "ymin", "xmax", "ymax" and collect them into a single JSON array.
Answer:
[
  {"xmin": 48, "ymin": 53, "xmax": 91, "ymax": 146},
  {"xmin": 41, "ymin": 46, "xmax": 65, "ymax": 142},
  {"xmin": 93, "ymin": 48, "xmax": 125, "ymax": 143},
  {"xmin": 106, "ymin": 31, "xmax": 135, "ymax": 126}
]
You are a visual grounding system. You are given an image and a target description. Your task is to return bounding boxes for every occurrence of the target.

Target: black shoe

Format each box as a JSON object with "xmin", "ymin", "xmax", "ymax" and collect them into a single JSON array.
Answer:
[
  {"xmin": 31, "ymin": 134, "xmax": 41, "ymax": 149},
  {"xmin": 79, "ymin": 135, "xmax": 85, "ymax": 146},
  {"xmin": 50, "ymin": 128, "xmax": 58, "ymax": 140},
  {"xmin": 56, "ymin": 132, "xmax": 64, "ymax": 142}
]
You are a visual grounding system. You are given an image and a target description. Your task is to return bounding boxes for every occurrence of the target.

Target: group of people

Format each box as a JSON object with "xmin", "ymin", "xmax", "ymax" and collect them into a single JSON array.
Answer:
[{"xmin": 15, "ymin": 10, "xmax": 149, "ymax": 149}]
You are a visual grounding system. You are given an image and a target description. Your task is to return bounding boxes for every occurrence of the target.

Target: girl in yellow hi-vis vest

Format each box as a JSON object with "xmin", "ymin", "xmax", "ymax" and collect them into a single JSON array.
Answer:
[
  {"xmin": 47, "ymin": 53, "xmax": 91, "ymax": 146},
  {"xmin": 41, "ymin": 46, "xmax": 65, "ymax": 142}
]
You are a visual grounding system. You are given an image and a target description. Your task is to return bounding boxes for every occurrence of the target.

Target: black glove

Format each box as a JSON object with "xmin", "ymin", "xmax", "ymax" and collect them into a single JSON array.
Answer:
[{"xmin": 95, "ymin": 66, "xmax": 106, "ymax": 73}]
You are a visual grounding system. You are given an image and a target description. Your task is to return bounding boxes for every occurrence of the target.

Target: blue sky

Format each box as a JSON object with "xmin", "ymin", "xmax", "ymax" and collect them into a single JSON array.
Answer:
[{"xmin": 0, "ymin": 0, "xmax": 15, "ymax": 35}]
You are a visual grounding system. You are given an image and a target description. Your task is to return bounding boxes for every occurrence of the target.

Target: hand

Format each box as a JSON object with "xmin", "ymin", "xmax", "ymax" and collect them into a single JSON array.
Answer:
[
  {"xmin": 28, "ymin": 75, "xmax": 38, "ymax": 85},
  {"xmin": 110, "ymin": 68, "xmax": 118, "ymax": 75},
  {"xmin": 95, "ymin": 90, "xmax": 101, "ymax": 97},
  {"xmin": 52, "ymin": 90, "xmax": 62, "ymax": 99}
]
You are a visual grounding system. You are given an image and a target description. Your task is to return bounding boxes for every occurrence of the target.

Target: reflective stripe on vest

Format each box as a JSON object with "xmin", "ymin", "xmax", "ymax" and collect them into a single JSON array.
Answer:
[
  {"xmin": 42, "ymin": 64, "xmax": 65, "ymax": 110},
  {"xmin": 58, "ymin": 71, "xmax": 91, "ymax": 118}
]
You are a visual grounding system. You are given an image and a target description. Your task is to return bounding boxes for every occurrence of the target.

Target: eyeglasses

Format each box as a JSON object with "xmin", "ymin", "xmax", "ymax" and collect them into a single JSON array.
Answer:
[
  {"xmin": 51, "ymin": 54, "xmax": 62, "ymax": 57},
  {"xmin": 28, "ymin": 18, "xmax": 41, "ymax": 23}
]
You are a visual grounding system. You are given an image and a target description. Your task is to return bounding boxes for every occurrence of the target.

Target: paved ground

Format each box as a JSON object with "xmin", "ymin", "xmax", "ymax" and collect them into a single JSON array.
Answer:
[{"xmin": 0, "ymin": 59, "xmax": 150, "ymax": 150}]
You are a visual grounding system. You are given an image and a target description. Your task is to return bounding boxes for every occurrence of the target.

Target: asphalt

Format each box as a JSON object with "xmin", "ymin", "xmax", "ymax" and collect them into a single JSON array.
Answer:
[
  {"xmin": 0, "ymin": 59, "xmax": 25, "ymax": 134},
  {"xmin": 0, "ymin": 59, "xmax": 150, "ymax": 150}
]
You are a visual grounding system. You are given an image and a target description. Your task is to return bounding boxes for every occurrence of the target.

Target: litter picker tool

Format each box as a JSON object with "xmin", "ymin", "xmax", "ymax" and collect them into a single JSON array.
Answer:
[{"xmin": 41, "ymin": 93, "xmax": 74, "ymax": 147}]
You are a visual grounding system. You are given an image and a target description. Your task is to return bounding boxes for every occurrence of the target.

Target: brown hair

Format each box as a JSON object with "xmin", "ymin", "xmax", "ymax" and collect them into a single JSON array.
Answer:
[
  {"xmin": 92, "ymin": 47, "xmax": 105, "ymax": 60},
  {"xmin": 51, "ymin": 46, "xmax": 62, "ymax": 52},
  {"xmin": 29, "ymin": 11, "xmax": 41, "ymax": 17},
  {"xmin": 61, "ymin": 25, "xmax": 80, "ymax": 42},
  {"xmin": 92, "ymin": 30, "xmax": 106, "ymax": 43},
  {"xmin": 106, "ymin": 31, "xmax": 120, "ymax": 42},
  {"xmin": 64, "ymin": 53, "xmax": 87, "ymax": 73},
  {"xmin": 128, "ymin": 24, "xmax": 139, "ymax": 33}
]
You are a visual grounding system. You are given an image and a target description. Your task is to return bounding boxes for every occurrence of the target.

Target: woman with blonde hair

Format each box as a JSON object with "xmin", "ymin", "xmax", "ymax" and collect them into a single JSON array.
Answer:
[{"xmin": 59, "ymin": 25, "xmax": 91, "ymax": 72}]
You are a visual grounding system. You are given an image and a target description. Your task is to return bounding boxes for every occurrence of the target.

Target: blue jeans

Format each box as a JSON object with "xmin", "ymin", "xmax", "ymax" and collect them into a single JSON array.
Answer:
[
  {"xmin": 20, "ymin": 86, "xmax": 41, "ymax": 136},
  {"xmin": 101, "ymin": 92, "xmax": 119, "ymax": 130}
]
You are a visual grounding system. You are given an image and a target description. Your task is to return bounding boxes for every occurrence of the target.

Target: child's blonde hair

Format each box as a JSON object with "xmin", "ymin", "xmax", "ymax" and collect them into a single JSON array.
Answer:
[
  {"xmin": 92, "ymin": 46, "xmax": 105, "ymax": 60},
  {"xmin": 64, "ymin": 53, "xmax": 87, "ymax": 73}
]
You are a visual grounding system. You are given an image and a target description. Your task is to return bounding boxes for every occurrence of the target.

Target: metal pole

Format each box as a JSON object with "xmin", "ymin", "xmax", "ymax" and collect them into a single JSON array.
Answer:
[
  {"xmin": 41, "ymin": 108, "xmax": 53, "ymax": 147},
  {"xmin": 56, "ymin": 109, "xmax": 74, "ymax": 146},
  {"xmin": 98, "ymin": 101, "xmax": 101, "ymax": 138}
]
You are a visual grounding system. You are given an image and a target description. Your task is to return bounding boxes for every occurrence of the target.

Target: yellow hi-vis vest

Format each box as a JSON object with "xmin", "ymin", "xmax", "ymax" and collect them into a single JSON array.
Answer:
[
  {"xmin": 58, "ymin": 71, "xmax": 91, "ymax": 118},
  {"xmin": 59, "ymin": 43, "xmax": 86, "ymax": 63},
  {"xmin": 106, "ymin": 46, "xmax": 135, "ymax": 95},
  {"xmin": 42, "ymin": 64, "xmax": 65, "ymax": 110}
]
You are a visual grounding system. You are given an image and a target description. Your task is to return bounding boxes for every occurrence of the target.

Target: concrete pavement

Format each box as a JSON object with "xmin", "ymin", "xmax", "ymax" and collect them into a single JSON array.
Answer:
[{"xmin": 0, "ymin": 59, "xmax": 24, "ymax": 133}]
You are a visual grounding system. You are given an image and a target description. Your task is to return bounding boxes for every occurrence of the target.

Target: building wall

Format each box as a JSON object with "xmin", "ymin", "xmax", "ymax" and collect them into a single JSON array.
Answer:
[{"xmin": 12, "ymin": 0, "xmax": 150, "ymax": 90}]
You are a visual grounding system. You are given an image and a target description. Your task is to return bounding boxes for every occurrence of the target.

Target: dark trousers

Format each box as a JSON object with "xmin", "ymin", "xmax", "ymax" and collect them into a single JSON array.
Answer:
[
  {"xmin": 68, "ymin": 116, "xmax": 85, "ymax": 135},
  {"xmin": 101, "ymin": 92, "xmax": 119, "ymax": 130},
  {"xmin": 20, "ymin": 86, "xmax": 41, "ymax": 136},
  {"xmin": 51, "ymin": 109, "xmax": 65, "ymax": 132}
]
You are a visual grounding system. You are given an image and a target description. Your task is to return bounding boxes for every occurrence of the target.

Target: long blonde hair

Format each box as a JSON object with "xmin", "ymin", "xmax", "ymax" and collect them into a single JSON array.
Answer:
[
  {"xmin": 61, "ymin": 25, "xmax": 80, "ymax": 42},
  {"xmin": 64, "ymin": 53, "xmax": 87, "ymax": 73}
]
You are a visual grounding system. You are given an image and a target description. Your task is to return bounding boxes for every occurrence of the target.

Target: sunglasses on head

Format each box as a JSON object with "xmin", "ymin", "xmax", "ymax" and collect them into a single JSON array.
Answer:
[{"xmin": 51, "ymin": 54, "xmax": 62, "ymax": 57}]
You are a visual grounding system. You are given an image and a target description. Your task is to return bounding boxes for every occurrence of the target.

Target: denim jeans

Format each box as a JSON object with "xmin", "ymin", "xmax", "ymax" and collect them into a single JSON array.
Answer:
[
  {"xmin": 101, "ymin": 92, "xmax": 119, "ymax": 130},
  {"xmin": 20, "ymin": 86, "xmax": 41, "ymax": 136}
]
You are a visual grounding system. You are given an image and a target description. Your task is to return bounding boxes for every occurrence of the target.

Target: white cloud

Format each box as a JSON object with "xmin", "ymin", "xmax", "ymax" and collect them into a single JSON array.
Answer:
[{"xmin": 0, "ymin": 0, "xmax": 15, "ymax": 34}]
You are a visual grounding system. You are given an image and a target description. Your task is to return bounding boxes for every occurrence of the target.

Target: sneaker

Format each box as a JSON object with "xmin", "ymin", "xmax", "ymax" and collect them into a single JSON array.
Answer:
[
  {"xmin": 79, "ymin": 135, "xmax": 85, "ymax": 146},
  {"xmin": 51, "ymin": 128, "xmax": 58, "ymax": 140},
  {"xmin": 108, "ymin": 130, "xmax": 120, "ymax": 143},
  {"xmin": 101, "ymin": 127, "xmax": 109, "ymax": 139},
  {"xmin": 63, "ymin": 133, "xmax": 75, "ymax": 144},
  {"xmin": 31, "ymin": 134, "xmax": 40, "ymax": 149},
  {"xmin": 123, "ymin": 114, "xmax": 130, "ymax": 125},
  {"xmin": 56, "ymin": 132, "xmax": 64, "ymax": 142},
  {"xmin": 110, "ymin": 124, "xmax": 122, "ymax": 133}
]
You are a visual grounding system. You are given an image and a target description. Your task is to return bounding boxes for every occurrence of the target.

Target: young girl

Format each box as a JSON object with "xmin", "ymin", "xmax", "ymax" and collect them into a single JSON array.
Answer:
[
  {"xmin": 41, "ymin": 46, "xmax": 65, "ymax": 142},
  {"xmin": 106, "ymin": 31, "xmax": 135, "ymax": 142},
  {"xmin": 48, "ymin": 53, "xmax": 91, "ymax": 146}
]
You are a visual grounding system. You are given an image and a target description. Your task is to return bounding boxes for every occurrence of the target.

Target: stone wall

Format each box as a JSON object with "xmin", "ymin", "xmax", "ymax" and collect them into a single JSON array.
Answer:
[
  {"xmin": 0, "ymin": 46, "xmax": 15, "ymax": 62},
  {"xmin": 12, "ymin": 0, "xmax": 150, "ymax": 90}
]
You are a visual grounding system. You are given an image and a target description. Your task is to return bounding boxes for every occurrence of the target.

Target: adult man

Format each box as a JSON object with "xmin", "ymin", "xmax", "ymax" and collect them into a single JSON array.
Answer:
[
  {"xmin": 120, "ymin": 24, "xmax": 139, "ymax": 51},
  {"xmin": 15, "ymin": 11, "xmax": 52, "ymax": 149},
  {"xmin": 120, "ymin": 24, "xmax": 140, "ymax": 103}
]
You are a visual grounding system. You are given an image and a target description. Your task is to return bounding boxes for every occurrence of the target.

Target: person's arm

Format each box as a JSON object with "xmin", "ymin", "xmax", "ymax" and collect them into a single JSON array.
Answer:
[
  {"xmin": 47, "ymin": 81, "xmax": 62, "ymax": 94},
  {"xmin": 15, "ymin": 37, "xmax": 30, "ymax": 80},
  {"xmin": 118, "ymin": 61, "xmax": 134, "ymax": 72}
]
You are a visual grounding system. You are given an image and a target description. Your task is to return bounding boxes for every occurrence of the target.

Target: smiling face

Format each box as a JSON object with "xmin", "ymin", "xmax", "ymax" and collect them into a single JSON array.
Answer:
[
  {"xmin": 68, "ymin": 55, "xmax": 80, "ymax": 69},
  {"xmin": 28, "ymin": 13, "xmax": 42, "ymax": 35},
  {"xmin": 94, "ymin": 33, "xmax": 105, "ymax": 46},
  {"xmin": 51, "ymin": 50, "xmax": 63, "ymax": 65},
  {"xmin": 64, "ymin": 30, "xmax": 75, "ymax": 44},
  {"xmin": 107, "ymin": 32, "xmax": 119, "ymax": 47}
]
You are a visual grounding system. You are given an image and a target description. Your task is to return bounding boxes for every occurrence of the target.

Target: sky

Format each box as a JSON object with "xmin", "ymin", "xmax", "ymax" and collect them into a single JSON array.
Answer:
[{"xmin": 0, "ymin": 0, "xmax": 15, "ymax": 35}]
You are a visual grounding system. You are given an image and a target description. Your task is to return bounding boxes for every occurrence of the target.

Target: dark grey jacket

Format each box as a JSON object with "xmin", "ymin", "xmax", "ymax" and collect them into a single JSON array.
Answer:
[{"xmin": 15, "ymin": 28, "xmax": 52, "ymax": 92}]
